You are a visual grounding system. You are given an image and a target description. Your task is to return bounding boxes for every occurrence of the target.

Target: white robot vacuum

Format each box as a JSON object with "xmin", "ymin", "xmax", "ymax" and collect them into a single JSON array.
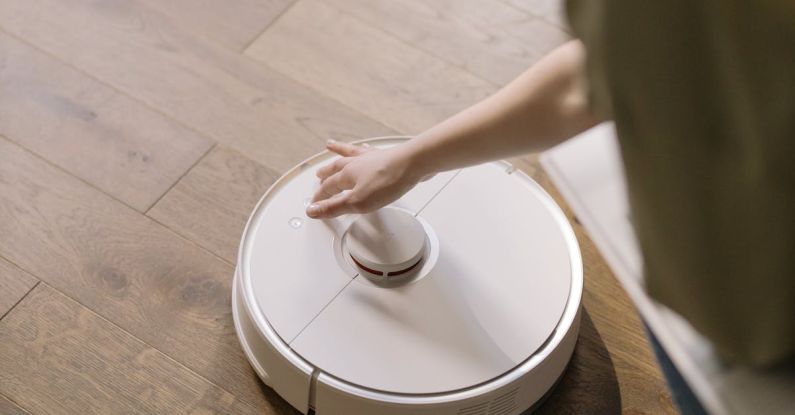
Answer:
[{"xmin": 232, "ymin": 137, "xmax": 583, "ymax": 414}]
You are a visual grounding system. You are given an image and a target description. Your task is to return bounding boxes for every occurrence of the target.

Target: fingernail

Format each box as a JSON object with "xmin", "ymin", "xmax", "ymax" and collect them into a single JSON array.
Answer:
[
  {"xmin": 307, "ymin": 203, "xmax": 320, "ymax": 217},
  {"xmin": 326, "ymin": 139, "xmax": 336, "ymax": 145}
]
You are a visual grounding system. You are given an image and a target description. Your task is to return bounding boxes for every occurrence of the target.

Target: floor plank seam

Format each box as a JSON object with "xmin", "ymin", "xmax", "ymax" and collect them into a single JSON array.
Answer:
[
  {"xmin": 1, "ymin": 22, "xmax": 395, "ymax": 165},
  {"xmin": 145, "ymin": 214, "xmax": 236, "ymax": 267},
  {"xmin": 0, "ymin": 135, "xmax": 142, "ymax": 214},
  {"xmin": 0, "ymin": 392, "xmax": 34, "ymax": 415},
  {"xmin": 298, "ymin": 1, "xmax": 504, "ymax": 90},
  {"xmin": 0, "ymin": 27, "xmax": 220, "ymax": 159},
  {"xmin": 251, "ymin": 55, "xmax": 406, "ymax": 136},
  {"xmin": 144, "ymin": 142, "xmax": 218, "ymax": 214},
  {"xmin": 248, "ymin": 58, "xmax": 415, "ymax": 134},
  {"xmin": 0, "ymin": 280, "xmax": 40, "ymax": 322},
  {"xmin": 494, "ymin": 0, "xmax": 573, "ymax": 34},
  {"xmin": 239, "ymin": 0, "xmax": 300, "ymax": 52},
  {"xmin": 13, "ymin": 281, "xmax": 253, "ymax": 410},
  {"xmin": 0, "ymin": 214, "xmax": 261, "ymax": 407},
  {"xmin": 0, "ymin": 135, "xmax": 234, "ymax": 269},
  {"xmin": 239, "ymin": 2, "xmax": 508, "ymax": 133},
  {"xmin": 493, "ymin": 0, "xmax": 548, "ymax": 20}
]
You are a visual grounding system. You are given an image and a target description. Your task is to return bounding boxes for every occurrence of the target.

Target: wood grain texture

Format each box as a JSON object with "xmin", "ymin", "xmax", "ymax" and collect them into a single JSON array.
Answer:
[
  {"xmin": 326, "ymin": 0, "xmax": 570, "ymax": 85},
  {"xmin": 0, "ymin": 394, "xmax": 30, "ymax": 415},
  {"xmin": 0, "ymin": 0, "xmax": 675, "ymax": 412},
  {"xmin": 245, "ymin": 0, "xmax": 496, "ymax": 133},
  {"xmin": 148, "ymin": 146, "xmax": 280, "ymax": 263},
  {"xmin": 0, "ymin": 257, "xmax": 38, "ymax": 319},
  {"xmin": 0, "ymin": 284, "xmax": 259, "ymax": 415},
  {"xmin": 0, "ymin": 0, "xmax": 393, "ymax": 172},
  {"xmin": 0, "ymin": 32, "xmax": 212, "ymax": 212},
  {"xmin": 0, "ymin": 137, "xmax": 293, "ymax": 412},
  {"xmin": 501, "ymin": 0, "xmax": 569, "ymax": 29},
  {"xmin": 136, "ymin": 0, "xmax": 294, "ymax": 50}
]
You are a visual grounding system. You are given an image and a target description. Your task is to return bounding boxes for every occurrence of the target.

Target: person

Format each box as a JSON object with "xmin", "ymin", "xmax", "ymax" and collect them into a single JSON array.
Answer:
[{"xmin": 306, "ymin": 1, "xmax": 794, "ymax": 413}]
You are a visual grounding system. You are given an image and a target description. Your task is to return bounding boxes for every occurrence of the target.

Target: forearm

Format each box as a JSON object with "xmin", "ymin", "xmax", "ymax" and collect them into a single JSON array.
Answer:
[
  {"xmin": 307, "ymin": 41, "xmax": 604, "ymax": 218},
  {"xmin": 401, "ymin": 40, "xmax": 603, "ymax": 178}
]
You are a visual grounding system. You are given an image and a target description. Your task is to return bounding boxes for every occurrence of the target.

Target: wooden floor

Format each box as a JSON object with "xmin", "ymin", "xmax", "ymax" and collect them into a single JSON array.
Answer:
[{"xmin": 0, "ymin": 0, "xmax": 675, "ymax": 413}]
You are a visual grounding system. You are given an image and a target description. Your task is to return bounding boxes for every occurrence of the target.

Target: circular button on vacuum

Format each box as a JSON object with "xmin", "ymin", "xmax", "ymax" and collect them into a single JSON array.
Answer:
[{"xmin": 343, "ymin": 207, "xmax": 426, "ymax": 279}]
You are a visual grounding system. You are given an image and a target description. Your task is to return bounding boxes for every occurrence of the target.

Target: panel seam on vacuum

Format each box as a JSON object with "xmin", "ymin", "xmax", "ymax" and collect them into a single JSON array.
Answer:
[
  {"xmin": 287, "ymin": 275, "xmax": 359, "ymax": 345},
  {"xmin": 413, "ymin": 169, "xmax": 462, "ymax": 217}
]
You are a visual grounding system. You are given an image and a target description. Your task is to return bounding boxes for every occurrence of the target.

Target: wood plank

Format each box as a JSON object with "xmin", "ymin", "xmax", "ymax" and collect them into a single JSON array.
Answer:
[
  {"xmin": 0, "ymin": 394, "xmax": 30, "ymax": 415},
  {"xmin": 0, "ymin": 257, "xmax": 38, "ymax": 319},
  {"xmin": 501, "ymin": 0, "xmax": 569, "ymax": 30},
  {"xmin": 245, "ymin": 0, "xmax": 496, "ymax": 133},
  {"xmin": 148, "ymin": 146, "xmax": 280, "ymax": 263},
  {"xmin": 0, "ymin": 284, "xmax": 260, "ymax": 414},
  {"xmin": 0, "ymin": 32, "xmax": 212, "ymax": 212},
  {"xmin": 136, "ymin": 0, "xmax": 294, "ymax": 50},
  {"xmin": 0, "ymin": 137, "xmax": 293, "ymax": 411},
  {"xmin": 326, "ymin": 0, "xmax": 570, "ymax": 85},
  {"xmin": 0, "ymin": 0, "xmax": 394, "ymax": 172}
]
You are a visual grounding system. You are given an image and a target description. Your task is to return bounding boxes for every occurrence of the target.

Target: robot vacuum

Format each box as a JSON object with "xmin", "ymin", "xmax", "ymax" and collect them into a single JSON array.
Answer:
[{"xmin": 232, "ymin": 137, "xmax": 583, "ymax": 414}]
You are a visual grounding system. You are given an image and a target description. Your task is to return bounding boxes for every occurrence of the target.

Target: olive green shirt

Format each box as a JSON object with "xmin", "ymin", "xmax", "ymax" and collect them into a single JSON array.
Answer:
[{"xmin": 566, "ymin": 0, "xmax": 795, "ymax": 366}]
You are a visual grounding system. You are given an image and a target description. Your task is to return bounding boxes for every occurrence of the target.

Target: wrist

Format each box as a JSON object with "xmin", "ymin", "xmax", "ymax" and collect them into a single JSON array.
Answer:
[{"xmin": 396, "ymin": 137, "xmax": 434, "ymax": 182}]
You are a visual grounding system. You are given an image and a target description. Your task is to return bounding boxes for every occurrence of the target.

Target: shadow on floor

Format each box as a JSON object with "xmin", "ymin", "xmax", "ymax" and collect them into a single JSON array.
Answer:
[
  {"xmin": 256, "ymin": 378, "xmax": 302, "ymax": 414},
  {"xmin": 530, "ymin": 308, "xmax": 621, "ymax": 414}
]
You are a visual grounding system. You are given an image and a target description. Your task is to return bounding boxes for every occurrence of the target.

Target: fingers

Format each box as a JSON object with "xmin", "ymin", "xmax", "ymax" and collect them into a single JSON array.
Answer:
[
  {"xmin": 311, "ymin": 171, "xmax": 354, "ymax": 205},
  {"xmin": 316, "ymin": 157, "xmax": 352, "ymax": 182},
  {"xmin": 316, "ymin": 140, "xmax": 371, "ymax": 181},
  {"xmin": 326, "ymin": 139, "xmax": 370, "ymax": 157},
  {"xmin": 307, "ymin": 140, "xmax": 374, "ymax": 218},
  {"xmin": 306, "ymin": 192, "xmax": 357, "ymax": 218}
]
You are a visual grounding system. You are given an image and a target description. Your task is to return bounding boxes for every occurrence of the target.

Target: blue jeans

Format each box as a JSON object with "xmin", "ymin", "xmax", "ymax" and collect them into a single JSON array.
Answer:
[{"xmin": 645, "ymin": 325, "xmax": 709, "ymax": 415}]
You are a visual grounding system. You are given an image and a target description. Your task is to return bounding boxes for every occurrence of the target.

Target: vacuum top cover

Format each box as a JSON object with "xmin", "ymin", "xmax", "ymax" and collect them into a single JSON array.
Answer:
[{"xmin": 238, "ymin": 138, "xmax": 577, "ymax": 395}]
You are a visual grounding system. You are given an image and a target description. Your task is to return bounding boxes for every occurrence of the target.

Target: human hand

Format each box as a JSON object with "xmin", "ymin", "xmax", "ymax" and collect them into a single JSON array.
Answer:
[{"xmin": 306, "ymin": 140, "xmax": 424, "ymax": 219}]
